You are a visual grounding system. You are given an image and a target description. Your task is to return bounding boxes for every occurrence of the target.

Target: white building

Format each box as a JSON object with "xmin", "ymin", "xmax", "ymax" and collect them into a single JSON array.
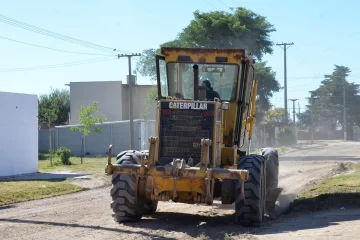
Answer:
[
  {"xmin": 0, "ymin": 91, "xmax": 38, "ymax": 176},
  {"xmin": 67, "ymin": 81, "xmax": 156, "ymax": 125}
]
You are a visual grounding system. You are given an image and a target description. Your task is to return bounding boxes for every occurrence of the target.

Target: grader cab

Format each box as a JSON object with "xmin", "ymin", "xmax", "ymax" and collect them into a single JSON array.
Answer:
[{"xmin": 105, "ymin": 47, "xmax": 280, "ymax": 227}]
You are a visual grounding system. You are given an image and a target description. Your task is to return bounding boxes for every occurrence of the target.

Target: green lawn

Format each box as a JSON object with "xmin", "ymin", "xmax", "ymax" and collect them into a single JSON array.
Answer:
[
  {"xmin": 0, "ymin": 180, "xmax": 83, "ymax": 206},
  {"xmin": 0, "ymin": 153, "xmax": 111, "ymax": 206},
  {"xmin": 38, "ymin": 152, "xmax": 110, "ymax": 173},
  {"xmin": 294, "ymin": 163, "xmax": 360, "ymax": 211}
]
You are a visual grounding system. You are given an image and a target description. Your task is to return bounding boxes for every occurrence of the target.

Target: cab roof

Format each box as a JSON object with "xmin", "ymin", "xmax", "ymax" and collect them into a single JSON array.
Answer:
[{"xmin": 161, "ymin": 47, "xmax": 254, "ymax": 63}]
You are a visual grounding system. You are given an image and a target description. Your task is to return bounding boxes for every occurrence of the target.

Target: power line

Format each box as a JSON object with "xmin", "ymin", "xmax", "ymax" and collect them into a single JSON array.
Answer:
[
  {"xmin": 324, "ymin": 30, "xmax": 360, "ymax": 52},
  {"xmin": 218, "ymin": 0, "xmax": 230, "ymax": 8},
  {"xmin": 0, "ymin": 15, "xmax": 115, "ymax": 53},
  {"xmin": 277, "ymin": 72, "xmax": 360, "ymax": 80},
  {"xmin": 292, "ymin": 45, "xmax": 320, "ymax": 75},
  {"xmin": 0, "ymin": 56, "xmax": 117, "ymax": 72},
  {"xmin": 203, "ymin": 0, "xmax": 220, "ymax": 10},
  {"xmin": 0, "ymin": 14, "xmax": 132, "ymax": 54},
  {"xmin": 0, "ymin": 35, "xmax": 117, "ymax": 56}
]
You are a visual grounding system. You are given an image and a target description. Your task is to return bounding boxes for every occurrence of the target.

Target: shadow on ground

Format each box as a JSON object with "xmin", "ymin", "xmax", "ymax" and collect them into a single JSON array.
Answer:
[
  {"xmin": 290, "ymin": 192, "xmax": 360, "ymax": 212},
  {"xmin": 0, "ymin": 205, "xmax": 17, "ymax": 211},
  {"xmin": 0, "ymin": 172, "xmax": 89, "ymax": 182},
  {"xmin": 1, "ymin": 194, "xmax": 359, "ymax": 239},
  {"xmin": 257, "ymin": 208, "xmax": 360, "ymax": 237},
  {"xmin": 253, "ymin": 192, "xmax": 360, "ymax": 236},
  {"xmin": 0, "ymin": 209, "xmax": 358, "ymax": 240},
  {"xmin": 0, "ymin": 212, "xmax": 262, "ymax": 239},
  {"xmin": 0, "ymin": 218, "xmax": 177, "ymax": 240},
  {"xmin": 212, "ymin": 193, "xmax": 297, "ymax": 217}
]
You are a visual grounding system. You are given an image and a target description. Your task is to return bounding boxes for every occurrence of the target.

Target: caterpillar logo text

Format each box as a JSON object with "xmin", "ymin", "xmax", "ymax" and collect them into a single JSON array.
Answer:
[{"xmin": 169, "ymin": 102, "xmax": 208, "ymax": 110}]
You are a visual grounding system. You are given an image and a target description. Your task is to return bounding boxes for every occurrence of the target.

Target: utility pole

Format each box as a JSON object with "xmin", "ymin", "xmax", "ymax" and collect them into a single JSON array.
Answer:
[
  {"xmin": 298, "ymin": 100, "xmax": 301, "ymax": 143},
  {"xmin": 289, "ymin": 99, "xmax": 298, "ymax": 126},
  {"xmin": 276, "ymin": 42, "xmax": 294, "ymax": 126},
  {"xmin": 310, "ymin": 95, "xmax": 314, "ymax": 144},
  {"xmin": 289, "ymin": 99, "xmax": 299, "ymax": 142},
  {"xmin": 118, "ymin": 53, "xmax": 141, "ymax": 149},
  {"xmin": 310, "ymin": 94, "xmax": 319, "ymax": 144},
  {"xmin": 343, "ymin": 72, "xmax": 347, "ymax": 141}
]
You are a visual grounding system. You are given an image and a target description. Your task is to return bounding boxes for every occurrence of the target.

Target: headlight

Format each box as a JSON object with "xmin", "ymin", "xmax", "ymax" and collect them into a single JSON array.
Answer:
[{"xmin": 221, "ymin": 102, "xmax": 230, "ymax": 110}]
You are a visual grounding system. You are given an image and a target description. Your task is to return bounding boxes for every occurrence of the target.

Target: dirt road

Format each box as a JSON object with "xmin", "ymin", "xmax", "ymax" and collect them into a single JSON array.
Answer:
[{"xmin": 0, "ymin": 141, "xmax": 359, "ymax": 240}]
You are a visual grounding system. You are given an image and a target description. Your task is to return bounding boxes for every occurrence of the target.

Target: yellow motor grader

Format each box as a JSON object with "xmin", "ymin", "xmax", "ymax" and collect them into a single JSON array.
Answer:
[{"xmin": 105, "ymin": 47, "xmax": 279, "ymax": 227}]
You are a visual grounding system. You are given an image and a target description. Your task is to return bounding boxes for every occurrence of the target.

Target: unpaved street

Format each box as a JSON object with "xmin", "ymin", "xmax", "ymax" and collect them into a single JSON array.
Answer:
[{"xmin": 0, "ymin": 142, "xmax": 359, "ymax": 240}]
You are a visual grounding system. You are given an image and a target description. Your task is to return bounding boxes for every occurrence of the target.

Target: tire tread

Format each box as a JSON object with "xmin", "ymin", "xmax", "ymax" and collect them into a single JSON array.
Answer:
[{"xmin": 235, "ymin": 154, "xmax": 266, "ymax": 227}]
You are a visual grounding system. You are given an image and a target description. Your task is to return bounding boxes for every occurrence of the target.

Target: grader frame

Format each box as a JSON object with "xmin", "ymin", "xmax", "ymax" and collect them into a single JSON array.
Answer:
[{"xmin": 105, "ymin": 47, "xmax": 269, "ymax": 227}]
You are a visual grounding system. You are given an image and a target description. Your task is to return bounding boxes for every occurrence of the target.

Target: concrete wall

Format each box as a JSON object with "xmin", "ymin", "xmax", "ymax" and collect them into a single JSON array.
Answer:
[
  {"xmin": 0, "ymin": 91, "xmax": 38, "ymax": 176},
  {"xmin": 69, "ymin": 81, "xmax": 123, "ymax": 125},
  {"xmin": 39, "ymin": 120, "xmax": 156, "ymax": 156},
  {"xmin": 38, "ymin": 129, "xmax": 56, "ymax": 153},
  {"xmin": 121, "ymin": 85, "xmax": 157, "ymax": 120},
  {"xmin": 69, "ymin": 81, "xmax": 157, "ymax": 125}
]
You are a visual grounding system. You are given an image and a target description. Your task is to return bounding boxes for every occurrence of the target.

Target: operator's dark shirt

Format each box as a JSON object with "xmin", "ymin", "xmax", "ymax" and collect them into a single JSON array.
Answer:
[{"xmin": 206, "ymin": 89, "xmax": 221, "ymax": 101}]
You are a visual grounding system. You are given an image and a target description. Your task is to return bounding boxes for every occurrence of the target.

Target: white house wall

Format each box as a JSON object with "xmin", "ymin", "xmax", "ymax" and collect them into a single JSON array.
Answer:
[
  {"xmin": 0, "ymin": 91, "xmax": 38, "ymax": 176},
  {"xmin": 69, "ymin": 81, "xmax": 156, "ymax": 125}
]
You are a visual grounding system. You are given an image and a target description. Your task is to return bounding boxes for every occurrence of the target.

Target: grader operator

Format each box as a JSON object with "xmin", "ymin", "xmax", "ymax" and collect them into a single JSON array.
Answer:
[{"xmin": 105, "ymin": 47, "xmax": 282, "ymax": 227}]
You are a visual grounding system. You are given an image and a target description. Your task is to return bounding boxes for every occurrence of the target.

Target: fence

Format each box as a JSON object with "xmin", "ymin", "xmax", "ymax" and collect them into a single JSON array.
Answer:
[{"xmin": 38, "ymin": 119, "xmax": 156, "ymax": 157}]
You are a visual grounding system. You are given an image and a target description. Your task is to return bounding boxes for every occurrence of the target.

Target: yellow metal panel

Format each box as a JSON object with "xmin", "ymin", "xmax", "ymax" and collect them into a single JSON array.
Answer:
[
  {"xmin": 153, "ymin": 176, "xmax": 206, "ymax": 197},
  {"xmin": 220, "ymin": 147, "xmax": 237, "ymax": 166},
  {"xmin": 222, "ymin": 102, "xmax": 238, "ymax": 146},
  {"xmin": 224, "ymin": 165, "xmax": 238, "ymax": 170},
  {"xmin": 106, "ymin": 164, "xmax": 248, "ymax": 181},
  {"xmin": 247, "ymin": 80, "xmax": 258, "ymax": 141},
  {"xmin": 161, "ymin": 47, "xmax": 252, "ymax": 64}
]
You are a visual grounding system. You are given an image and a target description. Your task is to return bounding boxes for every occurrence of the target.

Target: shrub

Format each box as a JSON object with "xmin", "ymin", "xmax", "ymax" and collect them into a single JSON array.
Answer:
[
  {"xmin": 57, "ymin": 146, "xmax": 72, "ymax": 165},
  {"xmin": 38, "ymin": 152, "xmax": 47, "ymax": 160},
  {"xmin": 278, "ymin": 127, "xmax": 297, "ymax": 146}
]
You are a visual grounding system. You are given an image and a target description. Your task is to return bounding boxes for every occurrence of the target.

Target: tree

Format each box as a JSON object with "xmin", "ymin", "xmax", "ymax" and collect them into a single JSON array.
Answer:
[
  {"xmin": 265, "ymin": 107, "xmax": 291, "ymax": 127},
  {"xmin": 136, "ymin": 48, "xmax": 160, "ymax": 84},
  {"xmin": 38, "ymin": 88, "xmax": 70, "ymax": 125},
  {"xmin": 254, "ymin": 61, "xmax": 281, "ymax": 122},
  {"xmin": 39, "ymin": 108, "xmax": 57, "ymax": 127},
  {"xmin": 140, "ymin": 85, "xmax": 157, "ymax": 121},
  {"xmin": 70, "ymin": 102, "xmax": 107, "ymax": 163},
  {"xmin": 297, "ymin": 65, "xmax": 360, "ymax": 138},
  {"xmin": 136, "ymin": 7, "xmax": 280, "ymax": 118},
  {"xmin": 39, "ymin": 107, "xmax": 57, "ymax": 166},
  {"xmin": 297, "ymin": 109, "xmax": 311, "ymax": 126},
  {"xmin": 166, "ymin": 8, "xmax": 275, "ymax": 59}
]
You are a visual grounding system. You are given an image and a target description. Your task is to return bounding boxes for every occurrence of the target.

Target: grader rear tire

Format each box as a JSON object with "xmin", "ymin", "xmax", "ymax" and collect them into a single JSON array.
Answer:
[
  {"xmin": 235, "ymin": 154, "xmax": 266, "ymax": 227},
  {"xmin": 111, "ymin": 150, "xmax": 145, "ymax": 223}
]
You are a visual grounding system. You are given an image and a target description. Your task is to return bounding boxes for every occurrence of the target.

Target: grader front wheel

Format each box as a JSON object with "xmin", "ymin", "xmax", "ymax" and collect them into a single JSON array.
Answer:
[
  {"xmin": 235, "ymin": 154, "xmax": 266, "ymax": 227},
  {"xmin": 110, "ymin": 150, "xmax": 148, "ymax": 223}
]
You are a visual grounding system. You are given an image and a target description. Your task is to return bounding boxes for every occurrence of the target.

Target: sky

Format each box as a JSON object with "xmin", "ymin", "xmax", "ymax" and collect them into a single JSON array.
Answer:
[{"xmin": 1, "ymin": 0, "xmax": 360, "ymax": 118}]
